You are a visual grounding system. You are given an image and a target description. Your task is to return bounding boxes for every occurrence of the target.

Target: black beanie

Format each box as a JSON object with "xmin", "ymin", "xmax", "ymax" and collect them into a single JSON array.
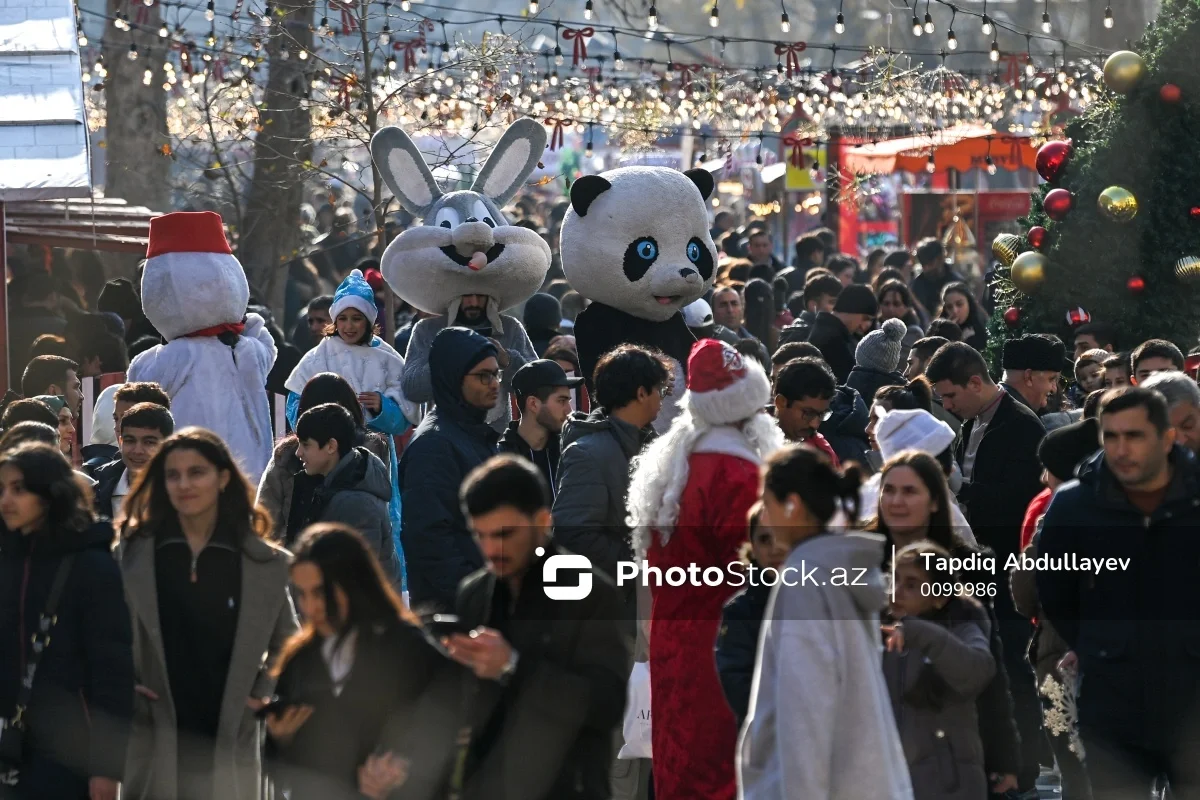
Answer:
[
  {"xmin": 97, "ymin": 278, "xmax": 142, "ymax": 320},
  {"xmin": 1003, "ymin": 334, "xmax": 1066, "ymax": 372},
  {"xmin": 833, "ymin": 284, "xmax": 878, "ymax": 316},
  {"xmin": 1038, "ymin": 417, "xmax": 1100, "ymax": 482}
]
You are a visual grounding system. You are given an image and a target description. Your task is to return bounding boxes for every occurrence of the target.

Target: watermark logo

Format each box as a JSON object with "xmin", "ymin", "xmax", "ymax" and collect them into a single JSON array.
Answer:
[{"xmin": 539, "ymin": 547, "xmax": 593, "ymax": 600}]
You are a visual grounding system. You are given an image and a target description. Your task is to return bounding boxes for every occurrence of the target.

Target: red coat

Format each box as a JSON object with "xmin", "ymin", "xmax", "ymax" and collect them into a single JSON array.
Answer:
[{"xmin": 646, "ymin": 428, "xmax": 761, "ymax": 800}]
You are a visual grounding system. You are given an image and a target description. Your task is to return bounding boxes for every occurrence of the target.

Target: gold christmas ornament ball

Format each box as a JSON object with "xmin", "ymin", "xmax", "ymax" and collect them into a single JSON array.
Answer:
[
  {"xmin": 1010, "ymin": 251, "xmax": 1048, "ymax": 294},
  {"xmin": 1175, "ymin": 256, "xmax": 1200, "ymax": 283},
  {"xmin": 991, "ymin": 233, "xmax": 1021, "ymax": 267},
  {"xmin": 1098, "ymin": 185, "xmax": 1138, "ymax": 223},
  {"xmin": 1103, "ymin": 50, "xmax": 1148, "ymax": 94}
]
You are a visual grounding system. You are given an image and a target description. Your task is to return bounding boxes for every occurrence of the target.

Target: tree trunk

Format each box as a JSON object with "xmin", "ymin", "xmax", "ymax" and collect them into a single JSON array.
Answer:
[
  {"xmin": 241, "ymin": 0, "xmax": 315, "ymax": 317},
  {"xmin": 102, "ymin": 0, "xmax": 169, "ymax": 210}
]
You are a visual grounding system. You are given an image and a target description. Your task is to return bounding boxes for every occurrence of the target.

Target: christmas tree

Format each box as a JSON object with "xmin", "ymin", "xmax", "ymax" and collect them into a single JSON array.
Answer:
[{"xmin": 989, "ymin": 0, "xmax": 1200, "ymax": 363}]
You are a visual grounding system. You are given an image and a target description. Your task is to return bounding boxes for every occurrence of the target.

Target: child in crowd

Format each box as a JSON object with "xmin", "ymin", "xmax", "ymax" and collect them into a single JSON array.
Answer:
[
  {"xmin": 1101, "ymin": 352, "xmax": 1131, "ymax": 389},
  {"xmin": 1070, "ymin": 349, "xmax": 1108, "ymax": 406},
  {"xmin": 883, "ymin": 541, "xmax": 996, "ymax": 800}
]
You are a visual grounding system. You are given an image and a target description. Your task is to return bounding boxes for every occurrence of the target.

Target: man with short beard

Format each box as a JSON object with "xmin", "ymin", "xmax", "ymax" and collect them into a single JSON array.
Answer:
[{"xmin": 498, "ymin": 359, "xmax": 583, "ymax": 500}]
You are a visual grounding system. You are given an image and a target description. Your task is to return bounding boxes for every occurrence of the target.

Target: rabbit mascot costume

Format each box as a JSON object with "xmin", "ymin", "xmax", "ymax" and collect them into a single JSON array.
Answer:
[
  {"xmin": 128, "ymin": 211, "xmax": 277, "ymax": 479},
  {"xmin": 559, "ymin": 167, "xmax": 718, "ymax": 432},
  {"xmin": 370, "ymin": 119, "xmax": 551, "ymax": 433}
]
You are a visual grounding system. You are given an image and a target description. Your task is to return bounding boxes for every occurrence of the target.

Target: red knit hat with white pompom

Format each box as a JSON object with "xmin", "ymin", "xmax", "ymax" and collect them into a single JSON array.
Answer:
[{"xmin": 685, "ymin": 338, "xmax": 772, "ymax": 426}]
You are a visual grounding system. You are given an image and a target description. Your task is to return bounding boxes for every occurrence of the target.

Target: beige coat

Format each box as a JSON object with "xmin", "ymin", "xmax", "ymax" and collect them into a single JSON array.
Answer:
[{"xmin": 119, "ymin": 533, "xmax": 298, "ymax": 800}]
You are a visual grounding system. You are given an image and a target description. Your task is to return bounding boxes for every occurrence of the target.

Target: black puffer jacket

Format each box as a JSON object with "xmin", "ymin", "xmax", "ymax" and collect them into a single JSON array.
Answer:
[
  {"xmin": 714, "ymin": 577, "xmax": 772, "ymax": 727},
  {"xmin": 0, "ymin": 521, "xmax": 133, "ymax": 797},
  {"xmin": 819, "ymin": 386, "xmax": 872, "ymax": 470},
  {"xmin": 400, "ymin": 328, "xmax": 500, "ymax": 609}
]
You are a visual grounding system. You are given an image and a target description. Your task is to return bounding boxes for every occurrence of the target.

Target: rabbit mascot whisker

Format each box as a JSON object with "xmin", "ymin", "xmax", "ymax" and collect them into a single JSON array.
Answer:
[
  {"xmin": 370, "ymin": 119, "xmax": 551, "ymax": 432},
  {"xmin": 127, "ymin": 211, "xmax": 277, "ymax": 480}
]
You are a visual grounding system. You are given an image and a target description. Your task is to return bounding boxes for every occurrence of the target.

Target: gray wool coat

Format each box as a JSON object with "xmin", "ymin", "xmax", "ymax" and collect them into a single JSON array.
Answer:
[
  {"xmin": 881, "ymin": 605, "xmax": 996, "ymax": 800},
  {"xmin": 119, "ymin": 533, "xmax": 298, "ymax": 800}
]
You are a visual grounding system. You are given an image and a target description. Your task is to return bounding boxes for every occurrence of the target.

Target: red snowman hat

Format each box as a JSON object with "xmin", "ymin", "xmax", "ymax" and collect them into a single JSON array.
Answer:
[
  {"xmin": 146, "ymin": 211, "xmax": 232, "ymax": 258},
  {"xmin": 686, "ymin": 338, "xmax": 771, "ymax": 425}
]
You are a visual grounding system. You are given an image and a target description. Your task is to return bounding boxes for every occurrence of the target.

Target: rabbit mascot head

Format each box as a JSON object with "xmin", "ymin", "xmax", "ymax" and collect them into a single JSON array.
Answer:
[{"xmin": 370, "ymin": 120, "xmax": 552, "ymax": 331}]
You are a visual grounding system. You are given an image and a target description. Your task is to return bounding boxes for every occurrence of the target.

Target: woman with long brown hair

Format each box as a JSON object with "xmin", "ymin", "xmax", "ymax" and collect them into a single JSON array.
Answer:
[
  {"xmin": 266, "ymin": 523, "xmax": 457, "ymax": 800},
  {"xmin": 118, "ymin": 427, "xmax": 297, "ymax": 800}
]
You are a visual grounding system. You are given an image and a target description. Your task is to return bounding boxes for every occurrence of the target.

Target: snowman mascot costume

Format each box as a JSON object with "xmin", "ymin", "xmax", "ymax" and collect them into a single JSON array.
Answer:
[
  {"xmin": 127, "ymin": 211, "xmax": 277, "ymax": 480},
  {"xmin": 559, "ymin": 167, "xmax": 718, "ymax": 432}
]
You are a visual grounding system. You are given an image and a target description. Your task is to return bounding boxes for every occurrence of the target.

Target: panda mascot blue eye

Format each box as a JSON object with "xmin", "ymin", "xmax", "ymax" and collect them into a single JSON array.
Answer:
[
  {"xmin": 623, "ymin": 236, "xmax": 660, "ymax": 282},
  {"xmin": 686, "ymin": 236, "xmax": 714, "ymax": 281}
]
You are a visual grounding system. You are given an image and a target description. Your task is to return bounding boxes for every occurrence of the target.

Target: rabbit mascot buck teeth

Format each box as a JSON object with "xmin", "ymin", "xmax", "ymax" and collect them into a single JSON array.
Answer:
[
  {"xmin": 127, "ymin": 211, "xmax": 277, "ymax": 480},
  {"xmin": 371, "ymin": 119, "xmax": 551, "ymax": 433},
  {"xmin": 559, "ymin": 167, "xmax": 718, "ymax": 432}
]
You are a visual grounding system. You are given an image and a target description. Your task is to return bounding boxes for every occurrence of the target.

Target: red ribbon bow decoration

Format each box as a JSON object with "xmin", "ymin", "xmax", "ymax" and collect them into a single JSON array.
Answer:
[
  {"xmin": 781, "ymin": 133, "xmax": 811, "ymax": 169},
  {"xmin": 1000, "ymin": 53, "xmax": 1030, "ymax": 90},
  {"xmin": 211, "ymin": 56, "xmax": 225, "ymax": 81},
  {"xmin": 545, "ymin": 117, "xmax": 574, "ymax": 151},
  {"xmin": 774, "ymin": 42, "xmax": 807, "ymax": 79},
  {"xmin": 394, "ymin": 36, "xmax": 425, "ymax": 71},
  {"xmin": 561, "ymin": 27, "xmax": 594, "ymax": 68},
  {"xmin": 132, "ymin": 0, "xmax": 152, "ymax": 27},
  {"xmin": 677, "ymin": 63, "xmax": 702, "ymax": 93},
  {"xmin": 330, "ymin": 0, "xmax": 359, "ymax": 35},
  {"xmin": 171, "ymin": 40, "xmax": 194, "ymax": 74}
]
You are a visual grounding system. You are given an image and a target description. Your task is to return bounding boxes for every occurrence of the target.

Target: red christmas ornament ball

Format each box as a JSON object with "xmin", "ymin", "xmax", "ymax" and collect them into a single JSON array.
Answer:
[
  {"xmin": 1044, "ymin": 188, "xmax": 1074, "ymax": 221},
  {"xmin": 1036, "ymin": 140, "xmax": 1072, "ymax": 183},
  {"xmin": 1028, "ymin": 226, "xmax": 1048, "ymax": 250},
  {"xmin": 1003, "ymin": 307, "xmax": 1022, "ymax": 327},
  {"xmin": 1127, "ymin": 275, "xmax": 1146, "ymax": 294},
  {"xmin": 1191, "ymin": 206, "xmax": 1200, "ymax": 220},
  {"xmin": 1161, "ymin": 83, "xmax": 1182, "ymax": 103}
]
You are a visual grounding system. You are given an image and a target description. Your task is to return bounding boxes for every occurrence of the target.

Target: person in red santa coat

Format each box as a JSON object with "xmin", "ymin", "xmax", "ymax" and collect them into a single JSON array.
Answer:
[{"xmin": 627, "ymin": 338, "xmax": 784, "ymax": 800}]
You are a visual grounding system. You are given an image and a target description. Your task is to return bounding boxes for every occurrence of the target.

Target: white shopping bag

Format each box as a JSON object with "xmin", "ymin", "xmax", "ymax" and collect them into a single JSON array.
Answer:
[{"xmin": 617, "ymin": 660, "xmax": 652, "ymax": 759}]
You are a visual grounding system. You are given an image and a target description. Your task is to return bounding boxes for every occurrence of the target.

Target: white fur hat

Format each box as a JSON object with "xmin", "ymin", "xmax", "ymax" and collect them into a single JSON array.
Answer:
[
  {"xmin": 684, "ymin": 339, "xmax": 771, "ymax": 426},
  {"xmin": 877, "ymin": 408, "xmax": 956, "ymax": 462}
]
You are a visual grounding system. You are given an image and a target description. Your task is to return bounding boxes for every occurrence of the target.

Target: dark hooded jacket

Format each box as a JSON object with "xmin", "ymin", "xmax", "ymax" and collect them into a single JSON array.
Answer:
[
  {"xmin": 552, "ymin": 409, "xmax": 653, "ymax": 583},
  {"xmin": 1037, "ymin": 446, "xmax": 1200, "ymax": 749},
  {"xmin": 400, "ymin": 328, "xmax": 500, "ymax": 609},
  {"xmin": 310, "ymin": 447, "xmax": 399, "ymax": 584},
  {"xmin": 91, "ymin": 459, "xmax": 127, "ymax": 521},
  {"xmin": 819, "ymin": 385, "xmax": 872, "ymax": 470},
  {"xmin": 806, "ymin": 311, "xmax": 856, "ymax": 383},
  {"xmin": 715, "ymin": 577, "xmax": 772, "ymax": 727},
  {"xmin": 0, "ymin": 521, "xmax": 133, "ymax": 797}
]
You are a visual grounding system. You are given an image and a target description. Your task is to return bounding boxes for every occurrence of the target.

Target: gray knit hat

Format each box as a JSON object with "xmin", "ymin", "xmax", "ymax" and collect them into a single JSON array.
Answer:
[{"xmin": 855, "ymin": 318, "xmax": 907, "ymax": 373}]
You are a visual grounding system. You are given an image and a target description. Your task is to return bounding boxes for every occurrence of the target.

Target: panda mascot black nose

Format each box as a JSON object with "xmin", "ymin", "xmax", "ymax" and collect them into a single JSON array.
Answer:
[{"xmin": 680, "ymin": 268, "xmax": 698, "ymax": 279}]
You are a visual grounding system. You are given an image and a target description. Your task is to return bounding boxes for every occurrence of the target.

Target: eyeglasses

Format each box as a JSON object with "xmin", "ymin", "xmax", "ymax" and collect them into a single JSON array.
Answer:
[
  {"xmin": 796, "ymin": 406, "xmax": 834, "ymax": 423},
  {"xmin": 657, "ymin": 383, "xmax": 673, "ymax": 398},
  {"xmin": 466, "ymin": 369, "xmax": 501, "ymax": 387}
]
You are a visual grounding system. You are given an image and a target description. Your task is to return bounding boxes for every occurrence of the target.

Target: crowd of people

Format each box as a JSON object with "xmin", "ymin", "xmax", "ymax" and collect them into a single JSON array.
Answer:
[{"xmin": 3, "ymin": 197, "xmax": 1200, "ymax": 800}]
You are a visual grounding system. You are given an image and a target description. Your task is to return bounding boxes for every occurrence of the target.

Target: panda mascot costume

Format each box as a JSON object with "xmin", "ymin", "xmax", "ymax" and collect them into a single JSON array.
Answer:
[
  {"xmin": 128, "ymin": 211, "xmax": 277, "ymax": 480},
  {"xmin": 370, "ymin": 119, "xmax": 551, "ymax": 432},
  {"xmin": 560, "ymin": 167, "xmax": 717, "ymax": 431}
]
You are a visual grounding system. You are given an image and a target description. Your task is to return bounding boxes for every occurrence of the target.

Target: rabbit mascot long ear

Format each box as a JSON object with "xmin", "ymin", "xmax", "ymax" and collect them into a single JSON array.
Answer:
[{"xmin": 371, "ymin": 119, "xmax": 551, "ymax": 331}]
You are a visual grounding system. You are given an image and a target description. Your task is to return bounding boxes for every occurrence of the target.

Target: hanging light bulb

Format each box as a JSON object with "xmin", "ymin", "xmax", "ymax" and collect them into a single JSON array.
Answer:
[
  {"xmin": 912, "ymin": 14, "xmax": 922, "ymax": 35},
  {"xmin": 205, "ymin": 0, "xmax": 215, "ymax": 20},
  {"xmin": 710, "ymin": 3, "xmax": 719, "ymax": 27},
  {"xmin": 387, "ymin": 55, "xmax": 397, "ymax": 70},
  {"xmin": 835, "ymin": 12, "xmax": 844, "ymax": 34},
  {"xmin": 613, "ymin": 49, "xmax": 623, "ymax": 70},
  {"xmin": 261, "ymin": 4, "xmax": 273, "ymax": 26},
  {"xmin": 981, "ymin": 14, "xmax": 992, "ymax": 35},
  {"xmin": 77, "ymin": 29, "xmax": 88, "ymax": 46},
  {"xmin": 379, "ymin": 24, "xmax": 391, "ymax": 45},
  {"xmin": 1041, "ymin": 11, "xmax": 1051, "ymax": 32},
  {"xmin": 584, "ymin": 0, "xmax": 593, "ymax": 19},
  {"xmin": 780, "ymin": 10, "xmax": 790, "ymax": 32},
  {"xmin": 127, "ymin": 43, "xmax": 139, "ymax": 61},
  {"xmin": 158, "ymin": 23, "xmax": 169, "ymax": 37},
  {"xmin": 554, "ymin": 44, "xmax": 563, "ymax": 65},
  {"xmin": 947, "ymin": 27, "xmax": 957, "ymax": 49},
  {"xmin": 207, "ymin": 29, "xmax": 216, "ymax": 46},
  {"xmin": 925, "ymin": 153, "xmax": 935, "ymax": 173},
  {"xmin": 298, "ymin": 48, "xmax": 308, "ymax": 59},
  {"xmin": 529, "ymin": 0, "xmax": 539, "ymax": 14},
  {"xmin": 923, "ymin": 11, "xmax": 934, "ymax": 33},
  {"xmin": 985, "ymin": 155, "xmax": 997, "ymax": 175},
  {"xmin": 648, "ymin": 5, "xmax": 658, "ymax": 29},
  {"xmin": 143, "ymin": 67, "xmax": 153, "ymax": 85},
  {"xmin": 400, "ymin": 0, "xmax": 410, "ymax": 9},
  {"xmin": 318, "ymin": 16, "xmax": 330, "ymax": 35},
  {"xmin": 1104, "ymin": 5, "xmax": 1113, "ymax": 27},
  {"xmin": 990, "ymin": 39, "xmax": 1000, "ymax": 61},
  {"xmin": 585, "ymin": 138, "xmax": 594, "ymax": 157}
]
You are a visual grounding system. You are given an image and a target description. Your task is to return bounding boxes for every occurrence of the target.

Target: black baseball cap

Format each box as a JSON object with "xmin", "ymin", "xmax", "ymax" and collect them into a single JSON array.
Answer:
[{"xmin": 511, "ymin": 359, "xmax": 585, "ymax": 399}]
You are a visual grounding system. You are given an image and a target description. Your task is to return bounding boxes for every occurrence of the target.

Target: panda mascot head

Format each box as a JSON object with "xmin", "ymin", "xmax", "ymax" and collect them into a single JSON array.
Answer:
[{"xmin": 560, "ymin": 167, "xmax": 717, "ymax": 321}]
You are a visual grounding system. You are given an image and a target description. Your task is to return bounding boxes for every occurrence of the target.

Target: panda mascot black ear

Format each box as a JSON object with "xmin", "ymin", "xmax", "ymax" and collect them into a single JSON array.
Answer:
[
  {"xmin": 570, "ymin": 175, "xmax": 613, "ymax": 217},
  {"xmin": 683, "ymin": 168, "xmax": 716, "ymax": 200}
]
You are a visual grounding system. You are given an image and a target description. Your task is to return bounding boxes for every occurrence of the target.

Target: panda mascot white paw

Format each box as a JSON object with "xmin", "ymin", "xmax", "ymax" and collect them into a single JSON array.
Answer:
[{"xmin": 559, "ymin": 167, "xmax": 717, "ymax": 431}]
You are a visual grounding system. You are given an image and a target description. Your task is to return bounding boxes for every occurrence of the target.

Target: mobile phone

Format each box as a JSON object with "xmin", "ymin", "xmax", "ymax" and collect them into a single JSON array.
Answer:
[
  {"xmin": 256, "ymin": 695, "xmax": 302, "ymax": 720},
  {"xmin": 474, "ymin": 325, "xmax": 494, "ymax": 339},
  {"xmin": 424, "ymin": 614, "xmax": 474, "ymax": 639}
]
